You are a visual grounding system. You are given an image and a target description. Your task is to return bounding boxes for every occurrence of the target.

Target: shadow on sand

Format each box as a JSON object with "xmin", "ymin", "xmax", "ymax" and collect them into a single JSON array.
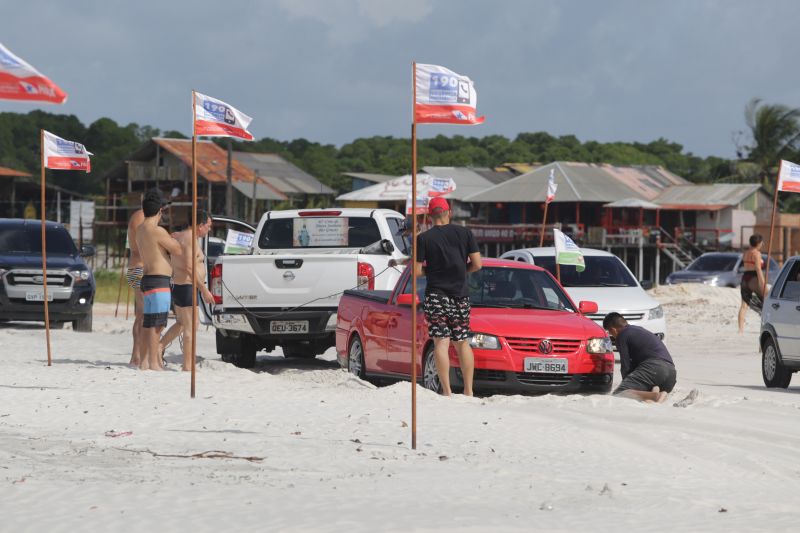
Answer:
[
  {"xmin": 248, "ymin": 354, "xmax": 340, "ymax": 375},
  {"xmin": 698, "ymin": 382, "xmax": 800, "ymax": 394}
]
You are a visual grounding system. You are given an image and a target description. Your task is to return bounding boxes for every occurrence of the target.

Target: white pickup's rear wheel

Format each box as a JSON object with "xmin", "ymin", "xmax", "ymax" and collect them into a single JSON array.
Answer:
[{"xmin": 348, "ymin": 335, "xmax": 365, "ymax": 379}]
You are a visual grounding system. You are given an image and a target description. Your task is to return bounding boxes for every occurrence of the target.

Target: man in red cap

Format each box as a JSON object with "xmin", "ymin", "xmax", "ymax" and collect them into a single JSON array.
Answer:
[{"xmin": 415, "ymin": 197, "xmax": 482, "ymax": 396}]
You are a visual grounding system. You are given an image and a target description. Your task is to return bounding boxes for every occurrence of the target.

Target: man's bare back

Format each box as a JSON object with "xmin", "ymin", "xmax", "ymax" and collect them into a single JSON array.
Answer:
[
  {"xmin": 171, "ymin": 229, "xmax": 206, "ymax": 285},
  {"xmin": 136, "ymin": 219, "xmax": 176, "ymax": 277},
  {"xmin": 127, "ymin": 209, "xmax": 145, "ymax": 268}
]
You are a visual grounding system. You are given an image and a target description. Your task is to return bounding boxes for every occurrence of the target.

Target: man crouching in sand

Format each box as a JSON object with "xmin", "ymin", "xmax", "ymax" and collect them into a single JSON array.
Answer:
[
  {"xmin": 135, "ymin": 191, "xmax": 181, "ymax": 370},
  {"xmin": 161, "ymin": 209, "xmax": 214, "ymax": 371},
  {"xmin": 603, "ymin": 312, "xmax": 676, "ymax": 403}
]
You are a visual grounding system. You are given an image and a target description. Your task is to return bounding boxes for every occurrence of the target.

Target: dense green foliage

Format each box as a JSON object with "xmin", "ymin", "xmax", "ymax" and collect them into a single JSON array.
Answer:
[{"xmin": 1, "ymin": 101, "xmax": 798, "ymax": 213}]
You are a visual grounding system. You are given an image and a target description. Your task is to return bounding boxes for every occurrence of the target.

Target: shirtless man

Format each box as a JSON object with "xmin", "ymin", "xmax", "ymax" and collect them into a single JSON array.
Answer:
[
  {"xmin": 135, "ymin": 191, "xmax": 181, "ymax": 370},
  {"xmin": 160, "ymin": 210, "xmax": 214, "ymax": 370},
  {"xmin": 126, "ymin": 203, "xmax": 145, "ymax": 366}
]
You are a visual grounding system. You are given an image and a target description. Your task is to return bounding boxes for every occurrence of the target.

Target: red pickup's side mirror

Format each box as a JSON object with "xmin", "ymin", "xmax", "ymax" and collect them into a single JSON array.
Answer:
[
  {"xmin": 578, "ymin": 301, "xmax": 598, "ymax": 314},
  {"xmin": 397, "ymin": 293, "xmax": 420, "ymax": 306}
]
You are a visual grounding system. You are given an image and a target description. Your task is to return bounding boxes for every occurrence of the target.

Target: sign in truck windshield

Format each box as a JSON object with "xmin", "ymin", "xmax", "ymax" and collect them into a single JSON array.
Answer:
[{"xmin": 292, "ymin": 218, "xmax": 348, "ymax": 247}]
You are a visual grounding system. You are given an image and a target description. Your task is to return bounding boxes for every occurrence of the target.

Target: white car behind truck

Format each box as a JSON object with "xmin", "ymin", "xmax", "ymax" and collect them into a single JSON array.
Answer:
[{"xmin": 209, "ymin": 208, "xmax": 409, "ymax": 367}]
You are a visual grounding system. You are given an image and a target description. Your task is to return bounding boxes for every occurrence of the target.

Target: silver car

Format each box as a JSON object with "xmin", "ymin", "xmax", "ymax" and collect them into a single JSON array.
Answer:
[
  {"xmin": 665, "ymin": 252, "xmax": 779, "ymax": 288},
  {"xmin": 760, "ymin": 256, "xmax": 800, "ymax": 388}
]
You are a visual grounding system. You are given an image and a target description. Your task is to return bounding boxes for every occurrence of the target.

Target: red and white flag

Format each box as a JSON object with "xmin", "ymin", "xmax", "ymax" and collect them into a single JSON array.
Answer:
[
  {"xmin": 193, "ymin": 91, "xmax": 254, "ymax": 141},
  {"xmin": 43, "ymin": 131, "xmax": 91, "ymax": 172},
  {"xmin": 777, "ymin": 159, "xmax": 800, "ymax": 193},
  {"xmin": 546, "ymin": 169, "xmax": 557, "ymax": 204},
  {"xmin": 0, "ymin": 42, "xmax": 67, "ymax": 104},
  {"xmin": 427, "ymin": 176, "xmax": 457, "ymax": 197},
  {"xmin": 415, "ymin": 63, "xmax": 484, "ymax": 125}
]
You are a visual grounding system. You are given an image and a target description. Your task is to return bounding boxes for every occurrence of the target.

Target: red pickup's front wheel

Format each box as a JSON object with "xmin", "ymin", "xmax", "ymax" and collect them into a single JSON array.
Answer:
[{"xmin": 348, "ymin": 335, "xmax": 366, "ymax": 379}]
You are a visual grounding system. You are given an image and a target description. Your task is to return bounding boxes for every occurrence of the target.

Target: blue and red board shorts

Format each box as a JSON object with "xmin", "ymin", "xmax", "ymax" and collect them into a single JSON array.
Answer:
[{"xmin": 141, "ymin": 275, "xmax": 171, "ymax": 328}]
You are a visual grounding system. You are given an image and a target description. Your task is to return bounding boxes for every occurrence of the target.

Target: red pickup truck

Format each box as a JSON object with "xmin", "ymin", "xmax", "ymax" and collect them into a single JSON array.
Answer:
[{"xmin": 336, "ymin": 258, "xmax": 615, "ymax": 394}]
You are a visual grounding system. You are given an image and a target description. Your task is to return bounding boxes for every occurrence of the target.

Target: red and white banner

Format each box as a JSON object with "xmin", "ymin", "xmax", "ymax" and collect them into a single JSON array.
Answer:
[
  {"xmin": 777, "ymin": 159, "xmax": 800, "ymax": 193},
  {"xmin": 546, "ymin": 168, "xmax": 557, "ymax": 204},
  {"xmin": 194, "ymin": 91, "xmax": 254, "ymax": 141},
  {"xmin": 0, "ymin": 42, "xmax": 67, "ymax": 104},
  {"xmin": 414, "ymin": 63, "xmax": 484, "ymax": 125},
  {"xmin": 427, "ymin": 176, "xmax": 456, "ymax": 197},
  {"xmin": 43, "ymin": 130, "xmax": 92, "ymax": 172}
]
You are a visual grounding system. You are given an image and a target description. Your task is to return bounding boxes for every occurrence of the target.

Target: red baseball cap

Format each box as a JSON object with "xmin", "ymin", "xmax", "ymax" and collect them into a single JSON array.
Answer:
[{"xmin": 428, "ymin": 197, "xmax": 450, "ymax": 213}]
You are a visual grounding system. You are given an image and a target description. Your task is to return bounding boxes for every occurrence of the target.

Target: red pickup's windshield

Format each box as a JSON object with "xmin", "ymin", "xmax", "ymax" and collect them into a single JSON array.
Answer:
[
  {"xmin": 258, "ymin": 217, "xmax": 381, "ymax": 249},
  {"xmin": 400, "ymin": 266, "xmax": 576, "ymax": 312}
]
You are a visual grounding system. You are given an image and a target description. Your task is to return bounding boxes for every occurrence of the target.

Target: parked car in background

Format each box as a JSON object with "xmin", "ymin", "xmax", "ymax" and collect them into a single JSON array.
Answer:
[
  {"xmin": 759, "ymin": 255, "xmax": 800, "ymax": 388},
  {"xmin": 500, "ymin": 247, "xmax": 666, "ymax": 339},
  {"xmin": 0, "ymin": 219, "xmax": 95, "ymax": 331},
  {"xmin": 336, "ymin": 258, "xmax": 614, "ymax": 394},
  {"xmin": 665, "ymin": 252, "xmax": 780, "ymax": 287}
]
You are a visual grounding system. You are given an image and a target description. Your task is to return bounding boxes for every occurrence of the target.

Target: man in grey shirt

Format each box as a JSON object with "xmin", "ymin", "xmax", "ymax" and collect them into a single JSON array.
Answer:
[{"xmin": 603, "ymin": 312, "xmax": 676, "ymax": 403}]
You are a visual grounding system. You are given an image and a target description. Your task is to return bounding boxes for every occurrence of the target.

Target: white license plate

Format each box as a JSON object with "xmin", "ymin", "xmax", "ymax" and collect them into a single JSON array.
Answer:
[
  {"xmin": 25, "ymin": 292, "xmax": 54, "ymax": 302},
  {"xmin": 524, "ymin": 358, "xmax": 568, "ymax": 374},
  {"xmin": 270, "ymin": 320, "xmax": 309, "ymax": 334}
]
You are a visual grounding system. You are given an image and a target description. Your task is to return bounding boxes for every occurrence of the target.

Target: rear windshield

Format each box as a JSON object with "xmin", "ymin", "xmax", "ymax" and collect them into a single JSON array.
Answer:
[
  {"xmin": 688, "ymin": 255, "xmax": 738, "ymax": 272},
  {"xmin": 0, "ymin": 226, "xmax": 78, "ymax": 255},
  {"xmin": 258, "ymin": 217, "xmax": 381, "ymax": 249},
  {"xmin": 534, "ymin": 255, "xmax": 638, "ymax": 287}
]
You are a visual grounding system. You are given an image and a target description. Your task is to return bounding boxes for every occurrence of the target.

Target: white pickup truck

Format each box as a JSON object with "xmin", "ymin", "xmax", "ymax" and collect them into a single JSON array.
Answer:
[{"xmin": 208, "ymin": 208, "xmax": 409, "ymax": 367}]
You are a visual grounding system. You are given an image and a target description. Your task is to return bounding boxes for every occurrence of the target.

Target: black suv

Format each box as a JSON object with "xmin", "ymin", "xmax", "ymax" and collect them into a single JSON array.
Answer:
[{"xmin": 0, "ymin": 219, "xmax": 95, "ymax": 331}]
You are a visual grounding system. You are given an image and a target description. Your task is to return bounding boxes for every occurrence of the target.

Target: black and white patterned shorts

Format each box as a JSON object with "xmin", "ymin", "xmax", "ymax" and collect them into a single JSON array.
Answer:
[{"xmin": 423, "ymin": 292, "xmax": 471, "ymax": 341}]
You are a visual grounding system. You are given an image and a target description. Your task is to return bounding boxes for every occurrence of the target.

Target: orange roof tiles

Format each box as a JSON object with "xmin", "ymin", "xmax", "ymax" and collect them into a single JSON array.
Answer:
[{"xmin": 0, "ymin": 166, "xmax": 32, "ymax": 177}]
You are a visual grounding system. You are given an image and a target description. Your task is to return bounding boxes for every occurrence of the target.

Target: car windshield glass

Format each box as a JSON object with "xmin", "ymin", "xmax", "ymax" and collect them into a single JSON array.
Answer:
[
  {"xmin": 0, "ymin": 226, "xmax": 77, "ymax": 255},
  {"xmin": 469, "ymin": 267, "xmax": 576, "ymax": 311},
  {"xmin": 401, "ymin": 266, "xmax": 575, "ymax": 312},
  {"xmin": 258, "ymin": 217, "xmax": 381, "ymax": 249},
  {"xmin": 532, "ymin": 256, "xmax": 637, "ymax": 287},
  {"xmin": 687, "ymin": 255, "xmax": 738, "ymax": 272}
]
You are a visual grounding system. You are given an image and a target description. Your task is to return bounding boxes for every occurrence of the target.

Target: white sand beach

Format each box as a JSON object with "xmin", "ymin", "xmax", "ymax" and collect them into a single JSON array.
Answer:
[{"xmin": 2, "ymin": 286, "xmax": 799, "ymax": 532}]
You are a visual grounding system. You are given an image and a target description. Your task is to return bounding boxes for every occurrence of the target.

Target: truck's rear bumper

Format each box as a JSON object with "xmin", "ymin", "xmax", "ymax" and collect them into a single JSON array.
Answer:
[{"xmin": 215, "ymin": 307, "xmax": 338, "ymax": 340}]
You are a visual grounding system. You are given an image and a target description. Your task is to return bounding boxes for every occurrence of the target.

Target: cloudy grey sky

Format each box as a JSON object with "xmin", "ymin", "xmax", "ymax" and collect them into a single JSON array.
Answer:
[{"xmin": 3, "ymin": 0, "xmax": 799, "ymax": 157}]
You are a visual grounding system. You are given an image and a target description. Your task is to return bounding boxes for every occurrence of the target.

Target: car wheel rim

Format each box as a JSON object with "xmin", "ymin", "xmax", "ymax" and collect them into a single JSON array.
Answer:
[
  {"xmin": 764, "ymin": 344, "xmax": 777, "ymax": 380},
  {"xmin": 349, "ymin": 339, "xmax": 362, "ymax": 376},
  {"xmin": 423, "ymin": 352, "xmax": 440, "ymax": 392}
]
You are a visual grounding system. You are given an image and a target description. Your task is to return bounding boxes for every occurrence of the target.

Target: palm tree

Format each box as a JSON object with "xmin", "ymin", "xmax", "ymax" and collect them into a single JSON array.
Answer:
[{"xmin": 744, "ymin": 98, "xmax": 800, "ymax": 185}]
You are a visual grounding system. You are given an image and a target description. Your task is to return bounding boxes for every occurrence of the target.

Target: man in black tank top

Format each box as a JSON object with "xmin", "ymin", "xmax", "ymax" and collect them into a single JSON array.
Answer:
[{"xmin": 416, "ymin": 197, "xmax": 482, "ymax": 396}]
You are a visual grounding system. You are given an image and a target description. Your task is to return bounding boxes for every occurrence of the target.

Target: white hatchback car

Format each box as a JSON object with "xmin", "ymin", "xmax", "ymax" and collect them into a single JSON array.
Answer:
[
  {"xmin": 760, "ymin": 255, "xmax": 800, "ymax": 388},
  {"xmin": 501, "ymin": 247, "xmax": 666, "ymax": 339}
]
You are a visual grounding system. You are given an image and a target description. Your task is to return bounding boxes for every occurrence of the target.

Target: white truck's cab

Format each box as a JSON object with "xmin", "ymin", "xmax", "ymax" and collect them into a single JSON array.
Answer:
[{"xmin": 210, "ymin": 208, "xmax": 409, "ymax": 367}]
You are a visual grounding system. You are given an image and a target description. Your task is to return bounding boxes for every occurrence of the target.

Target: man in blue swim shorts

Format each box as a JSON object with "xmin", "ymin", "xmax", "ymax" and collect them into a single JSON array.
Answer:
[{"xmin": 134, "ymin": 191, "xmax": 181, "ymax": 370}]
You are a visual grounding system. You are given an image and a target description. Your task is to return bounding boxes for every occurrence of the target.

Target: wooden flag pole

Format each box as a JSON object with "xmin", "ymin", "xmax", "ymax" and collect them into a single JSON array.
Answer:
[
  {"xmin": 40, "ymin": 129, "xmax": 52, "ymax": 366},
  {"xmin": 539, "ymin": 202, "xmax": 550, "ymax": 248},
  {"xmin": 763, "ymin": 161, "xmax": 782, "ymax": 300},
  {"xmin": 410, "ymin": 61, "xmax": 418, "ymax": 451},
  {"xmin": 114, "ymin": 253, "xmax": 126, "ymax": 318},
  {"xmin": 191, "ymin": 90, "xmax": 198, "ymax": 399}
]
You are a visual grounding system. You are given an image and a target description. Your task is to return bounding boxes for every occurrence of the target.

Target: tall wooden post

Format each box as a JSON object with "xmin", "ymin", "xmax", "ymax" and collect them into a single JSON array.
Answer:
[
  {"xmin": 191, "ymin": 91, "xmax": 199, "ymax": 399},
  {"xmin": 226, "ymin": 138, "xmax": 233, "ymax": 217},
  {"xmin": 410, "ymin": 62, "xmax": 418, "ymax": 451},
  {"xmin": 40, "ymin": 129, "xmax": 52, "ymax": 366},
  {"xmin": 539, "ymin": 202, "xmax": 550, "ymax": 248}
]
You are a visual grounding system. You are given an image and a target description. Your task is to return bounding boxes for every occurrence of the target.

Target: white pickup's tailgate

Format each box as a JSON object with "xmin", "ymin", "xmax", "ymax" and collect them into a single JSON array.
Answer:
[{"xmin": 221, "ymin": 254, "xmax": 358, "ymax": 309}]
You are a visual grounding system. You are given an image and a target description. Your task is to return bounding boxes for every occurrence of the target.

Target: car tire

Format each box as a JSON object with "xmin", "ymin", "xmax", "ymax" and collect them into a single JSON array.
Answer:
[
  {"xmin": 762, "ymin": 336, "xmax": 792, "ymax": 388},
  {"xmin": 50, "ymin": 321, "xmax": 65, "ymax": 330},
  {"xmin": 72, "ymin": 309, "xmax": 93, "ymax": 332},
  {"xmin": 219, "ymin": 333, "xmax": 257, "ymax": 368},
  {"xmin": 422, "ymin": 344, "xmax": 442, "ymax": 394},
  {"xmin": 348, "ymin": 334, "xmax": 366, "ymax": 379}
]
